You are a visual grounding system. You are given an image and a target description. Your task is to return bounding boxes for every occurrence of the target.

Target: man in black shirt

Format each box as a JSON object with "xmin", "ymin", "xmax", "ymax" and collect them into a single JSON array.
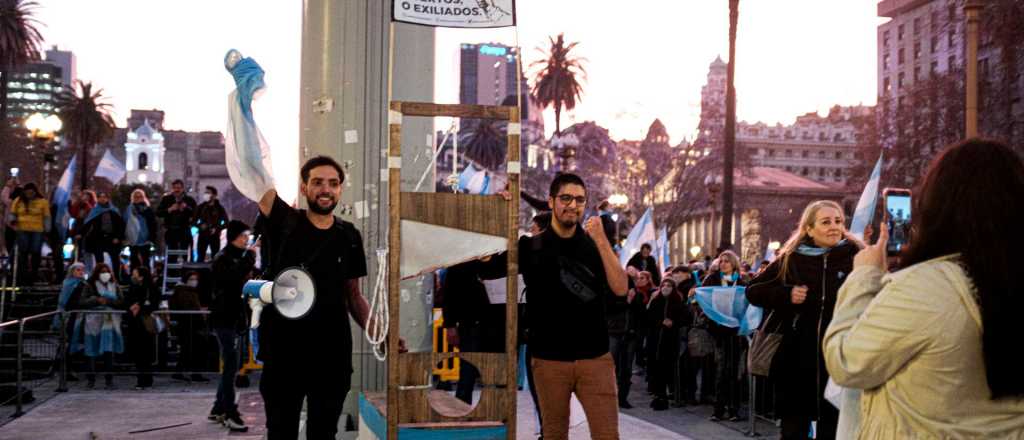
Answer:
[
  {"xmin": 156, "ymin": 179, "xmax": 197, "ymax": 254},
  {"xmin": 485, "ymin": 173, "xmax": 628, "ymax": 440},
  {"xmin": 209, "ymin": 220, "xmax": 256, "ymax": 432},
  {"xmin": 627, "ymin": 243, "xmax": 662, "ymax": 285},
  {"xmin": 256, "ymin": 156, "xmax": 374, "ymax": 440}
]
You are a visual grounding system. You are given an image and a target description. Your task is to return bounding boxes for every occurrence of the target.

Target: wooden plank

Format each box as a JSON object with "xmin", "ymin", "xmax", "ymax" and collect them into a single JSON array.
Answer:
[
  {"xmin": 386, "ymin": 100, "xmax": 403, "ymax": 440},
  {"xmin": 504, "ymin": 106, "xmax": 521, "ymax": 440},
  {"xmin": 400, "ymin": 192, "xmax": 509, "ymax": 237},
  {"xmin": 399, "ymin": 421, "xmax": 505, "ymax": 429},
  {"xmin": 397, "ymin": 101, "xmax": 512, "ymax": 120}
]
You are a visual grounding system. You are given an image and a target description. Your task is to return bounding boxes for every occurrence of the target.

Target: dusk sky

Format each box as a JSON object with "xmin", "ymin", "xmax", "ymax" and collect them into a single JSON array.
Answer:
[{"xmin": 36, "ymin": 0, "xmax": 884, "ymax": 189}]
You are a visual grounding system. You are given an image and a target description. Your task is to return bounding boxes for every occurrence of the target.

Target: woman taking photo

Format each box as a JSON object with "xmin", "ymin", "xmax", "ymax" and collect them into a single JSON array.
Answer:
[
  {"xmin": 747, "ymin": 200, "xmax": 860, "ymax": 440},
  {"xmin": 824, "ymin": 139, "xmax": 1024, "ymax": 438},
  {"xmin": 703, "ymin": 250, "xmax": 747, "ymax": 422}
]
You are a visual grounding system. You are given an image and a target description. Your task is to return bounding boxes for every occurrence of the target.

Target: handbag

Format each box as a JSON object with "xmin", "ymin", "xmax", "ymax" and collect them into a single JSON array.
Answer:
[
  {"xmin": 143, "ymin": 313, "xmax": 167, "ymax": 335},
  {"xmin": 748, "ymin": 310, "xmax": 785, "ymax": 377}
]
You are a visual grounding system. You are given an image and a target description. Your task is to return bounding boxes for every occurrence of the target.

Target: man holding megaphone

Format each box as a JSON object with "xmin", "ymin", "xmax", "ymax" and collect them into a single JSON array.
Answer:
[{"xmin": 254, "ymin": 156, "xmax": 378, "ymax": 440}]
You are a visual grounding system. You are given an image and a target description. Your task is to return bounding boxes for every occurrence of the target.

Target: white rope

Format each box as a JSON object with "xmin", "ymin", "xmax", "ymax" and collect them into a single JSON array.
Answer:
[{"xmin": 365, "ymin": 248, "xmax": 390, "ymax": 361}]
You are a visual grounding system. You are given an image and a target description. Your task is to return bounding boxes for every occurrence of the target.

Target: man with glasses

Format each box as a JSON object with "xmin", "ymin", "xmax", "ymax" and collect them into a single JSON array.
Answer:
[{"xmin": 484, "ymin": 173, "xmax": 628, "ymax": 440}]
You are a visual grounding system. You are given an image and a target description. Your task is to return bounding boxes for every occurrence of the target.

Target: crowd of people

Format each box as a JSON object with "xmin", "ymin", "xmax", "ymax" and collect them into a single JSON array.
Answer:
[
  {"xmin": 1, "ymin": 177, "xmax": 231, "ymax": 288},
  {"xmin": 440, "ymin": 138, "xmax": 1024, "ymax": 440}
]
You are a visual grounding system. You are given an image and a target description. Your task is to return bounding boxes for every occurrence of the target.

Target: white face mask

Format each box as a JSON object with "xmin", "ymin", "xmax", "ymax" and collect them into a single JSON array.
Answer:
[
  {"xmin": 99, "ymin": 273, "xmax": 112, "ymax": 283},
  {"xmin": 186, "ymin": 280, "xmax": 199, "ymax": 288},
  {"xmin": 203, "ymin": 193, "xmax": 213, "ymax": 202},
  {"xmin": 661, "ymin": 287, "xmax": 673, "ymax": 296}
]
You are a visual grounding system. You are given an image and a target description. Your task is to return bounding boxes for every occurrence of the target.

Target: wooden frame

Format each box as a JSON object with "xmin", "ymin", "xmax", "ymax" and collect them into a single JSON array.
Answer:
[{"xmin": 384, "ymin": 101, "xmax": 521, "ymax": 440}]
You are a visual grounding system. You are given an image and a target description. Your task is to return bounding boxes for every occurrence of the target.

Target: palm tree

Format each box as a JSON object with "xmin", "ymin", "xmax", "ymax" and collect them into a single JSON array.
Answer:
[
  {"xmin": 0, "ymin": 0, "xmax": 44, "ymax": 127},
  {"xmin": 56, "ymin": 81, "xmax": 115, "ymax": 190},
  {"xmin": 459, "ymin": 118, "xmax": 506, "ymax": 171},
  {"xmin": 530, "ymin": 34, "xmax": 586, "ymax": 170},
  {"xmin": 720, "ymin": 0, "xmax": 739, "ymax": 251}
]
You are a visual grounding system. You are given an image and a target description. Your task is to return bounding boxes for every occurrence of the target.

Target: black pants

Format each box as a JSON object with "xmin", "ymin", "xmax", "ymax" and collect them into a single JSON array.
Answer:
[
  {"xmin": 780, "ymin": 404, "xmax": 839, "ymax": 440},
  {"xmin": 196, "ymin": 232, "xmax": 220, "ymax": 262},
  {"xmin": 174, "ymin": 315, "xmax": 204, "ymax": 374},
  {"xmin": 260, "ymin": 363, "xmax": 352, "ymax": 440},
  {"xmin": 164, "ymin": 229, "xmax": 192, "ymax": 254},
  {"xmin": 714, "ymin": 335, "xmax": 742, "ymax": 416},
  {"xmin": 608, "ymin": 333, "xmax": 638, "ymax": 402},
  {"xmin": 685, "ymin": 354, "xmax": 715, "ymax": 402},
  {"xmin": 213, "ymin": 327, "xmax": 241, "ymax": 414},
  {"xmin": 127, "ymin": 316, "xmax": 155, "ymax": 387},
  {"xmin": 454, "ymin": 321, "xmax": 500, "ymax": 404},
  {"xmin": 129, "ymin": 245, "xmax": 151, "ymax": 271}
]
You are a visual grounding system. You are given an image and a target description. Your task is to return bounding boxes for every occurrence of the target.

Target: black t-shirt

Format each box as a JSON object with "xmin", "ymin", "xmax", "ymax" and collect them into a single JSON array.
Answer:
[
  {"xmin": 519, "ymin": 225, "xmax": 610, "ymax": 361},
  {"xmin": 257, "ymin": 196, "xmax": 367, "ymax": 372}
]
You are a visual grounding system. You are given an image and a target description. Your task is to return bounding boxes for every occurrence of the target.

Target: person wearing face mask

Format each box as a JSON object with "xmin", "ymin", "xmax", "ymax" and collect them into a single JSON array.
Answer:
[
  {"xmin": 73, "ymin": 263, "xmax": 124, "ymax": 389},
  {"xmin": 193, "ymin": 186, "xmax": 229, "ymax": 262},
  {"xmin": 170, "ymin": 271, "xmax": 209, "ymax": 383},
  {"xmin": 703, "ymin": 250, "xmax": 748, "ymax": 422},
  {"xmin": 645, "ymin": 278, "xmax": 684, "ymax": 410},
  {"xmin": 125, "ymin": 266, "xmax": 162, "ymax": 389},
  {"xmin": 747, "ymin": 200, "xmax": 860, "ymax": 440},
  {"xmin": 124, "ymin": 189, "xmax": 158, "ymax": 271},
  {"xmin": 81, "ymin": 192, "xmax": 126, "ymax": 274}
]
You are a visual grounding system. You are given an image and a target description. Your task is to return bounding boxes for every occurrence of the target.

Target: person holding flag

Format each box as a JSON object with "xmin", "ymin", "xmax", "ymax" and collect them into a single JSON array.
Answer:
[
  {"xmin": 80, "ymin": 192, "xmax": 126, "ymax": 273},
  {"xmin": 701, "ymin": 250, "xmax": 748, "ymax": 422},
  {"xmin": 746, "ymin": 200, "xmax": 860, "ymax": 440}
]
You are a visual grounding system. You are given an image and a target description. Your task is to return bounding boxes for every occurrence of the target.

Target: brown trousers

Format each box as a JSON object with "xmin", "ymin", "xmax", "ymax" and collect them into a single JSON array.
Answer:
[{"xmin": 531, "ymin": 352, "xmax": 619, "ymax": 440}]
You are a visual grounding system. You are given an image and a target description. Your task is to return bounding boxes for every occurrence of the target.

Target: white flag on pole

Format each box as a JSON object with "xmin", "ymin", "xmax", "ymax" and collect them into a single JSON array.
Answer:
[
  {"xmin": 619, "ymin": 208, "xmax": 657, "ymax": 267},
  {"xmin": 94, "ymin": 149, "xmax": 126, "ymax": 183}
]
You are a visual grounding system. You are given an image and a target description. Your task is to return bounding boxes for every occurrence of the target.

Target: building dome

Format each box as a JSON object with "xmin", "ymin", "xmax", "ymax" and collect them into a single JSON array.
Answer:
[{"xmin": 710, "ymin": 55, "xmax": 727, "ymax": 71}]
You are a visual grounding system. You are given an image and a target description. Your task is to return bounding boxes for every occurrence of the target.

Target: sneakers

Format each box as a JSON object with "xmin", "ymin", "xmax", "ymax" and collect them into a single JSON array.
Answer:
[{"xmin": 222, "ymin": 411, "xmax": 248, "ymax": 432}]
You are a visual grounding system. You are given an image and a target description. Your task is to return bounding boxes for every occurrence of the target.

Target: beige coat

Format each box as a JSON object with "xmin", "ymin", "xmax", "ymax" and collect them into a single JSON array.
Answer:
[{"xmin": 824, "ymin": 254, "xmax": 1024, "ymax": 439}]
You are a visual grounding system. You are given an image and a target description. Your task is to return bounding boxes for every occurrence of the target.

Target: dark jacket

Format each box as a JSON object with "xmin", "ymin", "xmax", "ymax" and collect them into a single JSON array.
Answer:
[
  {"xmin": 607, "ymin": 287, "xmax": 648, "ymax": 336},
  {"xmin": 81, "ymin": 208, "xmax": 126, "ymax": 253},
  {"xmin": 627, "ymin": 252, "xmax": 662, "ymax": 285},
  {"xmin": 746, "ymin": 239, "xmax": 858, "ymax": 419},
  {"xmin": 125, "ymin": 280, "xmax": 161, "ymax": 317},
  {"xmin": 440, "ymin": 260, "xmax": 490, "ymax": 329},
  {"xmin": 156, "ymin": 193, "xmax": 197, "ymax": 231},
  {"xmin": 194, "ymin": 200, "xmax": 228, "ymax": 235},
  {"xmin": 210, "ymin": 244, "xmax": 255, "ymax": 331},
  {"xmin": 78, "ymin": 281, "xmax": 124, "ymax": 309},
  {"xmin": 646, "ymin": 290, "xmax": 686, "ymax": 361}
]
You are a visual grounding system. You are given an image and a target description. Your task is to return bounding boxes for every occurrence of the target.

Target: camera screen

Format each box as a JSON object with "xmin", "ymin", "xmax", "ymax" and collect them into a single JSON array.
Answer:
[{"xmin": 886, "ymin": 194, "xmax": 911, "ymax": 252}]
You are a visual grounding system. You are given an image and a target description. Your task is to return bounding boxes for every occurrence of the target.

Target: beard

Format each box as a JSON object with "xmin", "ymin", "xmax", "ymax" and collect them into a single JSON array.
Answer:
[{"xmin": 307, "ymin": 194, "xmax": 338, "ymax": 215}]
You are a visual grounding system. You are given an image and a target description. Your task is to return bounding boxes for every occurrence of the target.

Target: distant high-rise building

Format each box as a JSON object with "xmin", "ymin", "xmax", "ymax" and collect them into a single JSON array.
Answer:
[
  {"xmin": 459, "ymin": 43, "xmax": 526, "ymax": 106},
  {"xmin": 3, "ymin": 62, "xmax": 64, "ymax": 124},
  {"xmin": 44, "ymin": 46, "xmax": 76, "ymax": 87}
]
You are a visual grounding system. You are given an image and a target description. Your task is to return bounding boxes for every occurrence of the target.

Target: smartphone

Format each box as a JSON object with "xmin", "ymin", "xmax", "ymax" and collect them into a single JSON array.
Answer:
[
  {"xmin": 10, "ymin": 168, "xmax": 19, "ymax": 178},
  {"xmin": 882, "ymin": 188, "xmax": 912, "ymax": 253}
]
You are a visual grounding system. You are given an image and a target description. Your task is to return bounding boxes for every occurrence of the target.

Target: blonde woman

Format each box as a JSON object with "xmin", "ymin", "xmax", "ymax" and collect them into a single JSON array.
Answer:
[
  {"xmin": 123, "ymin": 189, "xmax": 157, "ymax": 270},
  {"xmin": 746, "ymin": 200, "xmax": 861, "ymax": 440}
]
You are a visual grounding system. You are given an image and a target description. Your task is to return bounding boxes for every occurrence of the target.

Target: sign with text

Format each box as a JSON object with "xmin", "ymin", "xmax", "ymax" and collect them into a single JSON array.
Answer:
[{"xmin": 393, "ymin": 0, "xmax": 516, "ymax": 28}]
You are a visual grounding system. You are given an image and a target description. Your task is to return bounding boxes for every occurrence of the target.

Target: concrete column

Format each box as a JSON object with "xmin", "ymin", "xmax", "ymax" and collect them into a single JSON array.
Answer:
[{"xmin": 299, "ymin": 0, "xmax": 434, "ymax": 429}]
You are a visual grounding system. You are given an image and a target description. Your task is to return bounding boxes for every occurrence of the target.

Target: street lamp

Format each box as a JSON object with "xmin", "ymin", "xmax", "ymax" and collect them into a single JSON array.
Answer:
[
  {"xmin": 689, "ymin": 245, "xmax": 701, "ymax": 259},
  {"xmin": 25, "ymin": 113, "xmax": 63, "ymax": 195},
  {"xmin": 608, "ymin": 193, "xmax": 629, "ymax": 208}
]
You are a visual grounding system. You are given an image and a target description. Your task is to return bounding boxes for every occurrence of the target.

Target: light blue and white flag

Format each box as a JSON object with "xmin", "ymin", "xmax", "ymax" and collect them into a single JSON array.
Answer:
[
  {"xmin": 94, "ymin": 149, "xmax": 125, "ymax": 183},
  {"xmin": 620, "ymin": 208, "xmax": 656, "ymax": 267},
  {"xmin": 849, "ymin": 153, "xmax": 883, "ymax": 241},
  {"xmin": 458, "ymin": 163, "xmax": 492, "ymax": 195},
  {"xmin": 694, "ymin": 286, "xmax": 763, "ymax": 336},
  {"xmin": 224, "ymin": 49, "xmax": 275, "ymax": 202},
  {"xmin": 656, "ymin": 226, "xmax": 670, "ymax": 270},
  {"xmin": 52, "ymin": 155, "xmax": 76, "ymax": 241}
]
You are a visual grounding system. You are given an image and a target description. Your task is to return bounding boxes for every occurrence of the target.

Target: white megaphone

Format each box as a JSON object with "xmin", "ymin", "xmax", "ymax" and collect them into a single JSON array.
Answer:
[{"xmin": 243, "ymin": 267, "xmax": 316, "ymax": 328}]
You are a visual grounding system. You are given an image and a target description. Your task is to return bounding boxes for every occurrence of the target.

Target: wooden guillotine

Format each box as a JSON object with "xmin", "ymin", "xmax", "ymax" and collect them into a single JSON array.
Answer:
[{"xmin": 359, "ymin": 101, "xmax": 521, "ymax": 440}]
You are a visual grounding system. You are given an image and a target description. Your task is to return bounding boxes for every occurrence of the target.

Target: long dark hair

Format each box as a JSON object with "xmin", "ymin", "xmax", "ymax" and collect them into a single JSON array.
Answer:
[{"xmin": 902, "ymin": 138, "xmax": 1024, "ymax": 399}]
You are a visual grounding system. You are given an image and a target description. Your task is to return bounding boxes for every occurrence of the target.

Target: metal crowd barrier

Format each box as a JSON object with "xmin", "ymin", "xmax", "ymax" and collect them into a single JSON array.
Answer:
[{"xmin": 0, "ymin": 310, "xmax": 61, "ymax": 419}]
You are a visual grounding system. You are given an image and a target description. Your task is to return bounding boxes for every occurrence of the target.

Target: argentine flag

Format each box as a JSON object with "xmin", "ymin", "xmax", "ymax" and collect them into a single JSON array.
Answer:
[
  {"xmin": 94, "ymin": 149, "xmax": 125, "ymax": 183},
  {"xmin": 850, "ymin": 153, "xmax": 883, "ymax": 241},
  {"xmin": 694, "ymin": 286, "xmax": 763, "ymax": 336},
  {"xmin": 619, "ymin": 208, "xmax": 656, "ymax": 267},
  {"xmin": 224, "ymin": 49, "xmax": 276, "ymax": 202},
  {"xmin": 457, "ymin": 163, "xmax": 492, "ymax": 195},
  {"xmin": 52, "ymin": 155, "xmax": 77, "ymax": 241},
  {"xmin": 656, "ymin": 226, "xmax": 670, "ymax": 270}
]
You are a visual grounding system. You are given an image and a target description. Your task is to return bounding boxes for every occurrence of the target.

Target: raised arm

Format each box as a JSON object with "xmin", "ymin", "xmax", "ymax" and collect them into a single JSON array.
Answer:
[
  {"xmin": 259, "ymin": 189, "xmax": 277, "ymax": 217},
  {"xmin": 585, "ymin": 217, "xmax": 627, "ymax": 296}
]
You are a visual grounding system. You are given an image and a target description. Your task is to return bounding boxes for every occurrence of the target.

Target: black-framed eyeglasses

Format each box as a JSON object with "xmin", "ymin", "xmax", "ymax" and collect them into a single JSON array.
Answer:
[{"xmin": 556, "ymin": 194, "xmax": 587, "ymax": 206}]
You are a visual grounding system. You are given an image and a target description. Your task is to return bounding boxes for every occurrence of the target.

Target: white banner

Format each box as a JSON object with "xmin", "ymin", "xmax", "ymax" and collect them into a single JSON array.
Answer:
[{"xmin": 393, "ymin": 0, "xmax": 516, "ymax": 28}]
